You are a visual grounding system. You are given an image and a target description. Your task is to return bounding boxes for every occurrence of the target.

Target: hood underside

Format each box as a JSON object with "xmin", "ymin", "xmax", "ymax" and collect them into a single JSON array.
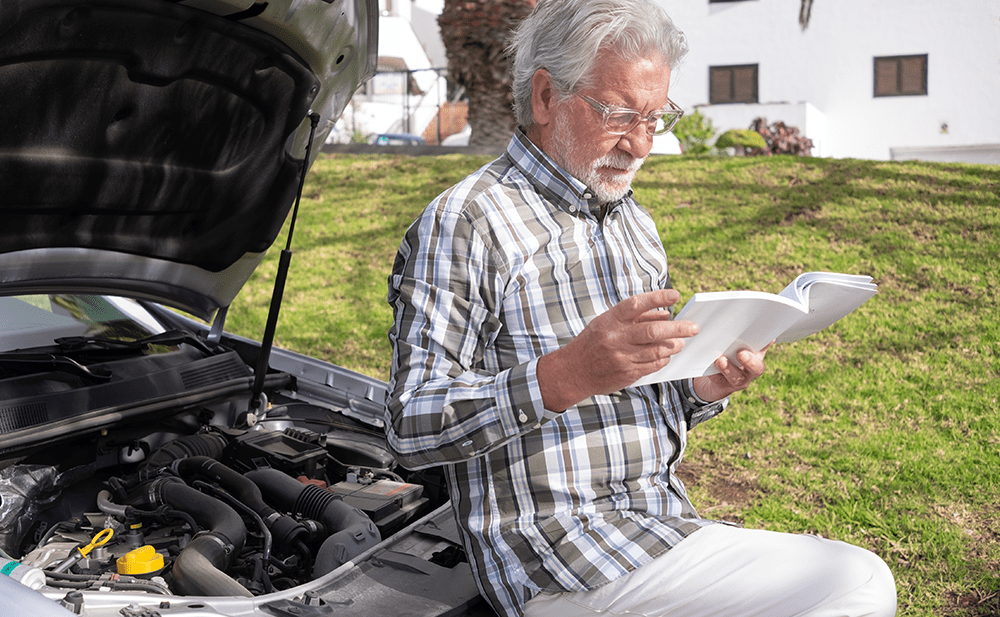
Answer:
[{"xmin": 0, "ymin": 0, "xmax": 375, "ymax": 319}]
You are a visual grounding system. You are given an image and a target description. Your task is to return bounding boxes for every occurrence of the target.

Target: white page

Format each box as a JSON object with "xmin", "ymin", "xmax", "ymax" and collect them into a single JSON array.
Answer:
[
  {"xmin": 633, "ymin": 291, "xmax": 807, "ymax": 385},
  {"xmin": 778, "ymin": 272, "xmax": 875, "ymax": 304},
  {"xmin": 774, "ymin": 280, "xmax": 877, "ymax": 343}
]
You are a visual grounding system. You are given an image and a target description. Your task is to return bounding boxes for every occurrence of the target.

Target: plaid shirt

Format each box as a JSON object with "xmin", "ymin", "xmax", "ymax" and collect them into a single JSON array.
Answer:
[{"xmin": 386, "ymin": 130, "xmax": 726, "ymax": 617}]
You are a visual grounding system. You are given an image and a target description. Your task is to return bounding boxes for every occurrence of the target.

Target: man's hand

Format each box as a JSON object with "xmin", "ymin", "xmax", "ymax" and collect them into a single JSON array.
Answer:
[
  {"xmin": 537, "ymin": 289, "xmax": 698, "ymax": 411},
  {"xmin": 691, "ymin": 346, "xmax": 769, "ymax": 403}
]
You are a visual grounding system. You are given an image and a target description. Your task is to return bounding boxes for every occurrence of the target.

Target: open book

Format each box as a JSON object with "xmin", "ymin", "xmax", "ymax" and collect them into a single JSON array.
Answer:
[{"xmin": 633, "ymin": 272, "xmax": 878, "ymax": 386}]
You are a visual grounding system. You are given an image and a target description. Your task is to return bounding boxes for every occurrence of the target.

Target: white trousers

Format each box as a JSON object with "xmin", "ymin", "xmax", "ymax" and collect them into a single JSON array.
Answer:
[{"xmin": 522, "ymin": 524, "xmax": 896, "ymax": 617}]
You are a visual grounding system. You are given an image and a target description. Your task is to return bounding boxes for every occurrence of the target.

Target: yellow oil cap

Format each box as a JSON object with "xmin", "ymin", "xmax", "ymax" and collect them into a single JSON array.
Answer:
[{"xmin": 116, "ymin": 545, "xmax": 164, "ymax": 575}]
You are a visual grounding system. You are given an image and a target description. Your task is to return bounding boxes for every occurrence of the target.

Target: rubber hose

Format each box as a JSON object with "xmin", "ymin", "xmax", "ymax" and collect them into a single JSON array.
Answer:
[
  {"xmin": 96, "ymin": 490, "xmax": 129, "ymax": 518},
  {"xmin": 245, "ymin": 468, "xmax": 381, "ymax": 577},
  {"xmin": 131, "ymin": 477, "xmax": 251, "ymax": 597},
  {"xmin": 139, "ymin": 432, "xmax": 227, "ymax": 473},
  {"xmin": 172, "ymin": 456, "xmax": 306, "ymax": 548}
]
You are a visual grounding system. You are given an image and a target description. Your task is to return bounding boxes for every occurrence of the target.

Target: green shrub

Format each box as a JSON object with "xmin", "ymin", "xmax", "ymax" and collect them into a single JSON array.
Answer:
[
  {"xmin": 673, "ymin": 109, "xmax": 716, "ymax": 154},
  {"xmin": 715, "ymin": 129, "xmax": 768, "ymax": 153}
]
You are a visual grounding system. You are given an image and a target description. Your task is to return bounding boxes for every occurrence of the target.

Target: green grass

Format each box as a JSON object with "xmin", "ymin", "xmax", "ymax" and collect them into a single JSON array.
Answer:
[{"xmin": 225, "ymin": 153, "xmax": 1000, "ymax": 616}]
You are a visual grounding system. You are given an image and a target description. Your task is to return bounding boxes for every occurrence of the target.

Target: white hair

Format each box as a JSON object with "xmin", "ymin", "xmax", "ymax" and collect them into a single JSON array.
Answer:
[{"xmin": 509, "ymin": 0, "xmax": 689, "ymax": 128}]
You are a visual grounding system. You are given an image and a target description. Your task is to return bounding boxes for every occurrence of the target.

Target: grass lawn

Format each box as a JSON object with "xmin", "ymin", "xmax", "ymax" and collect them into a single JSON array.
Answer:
[{"xmin": 224, "ymin": 152, "xmax": 999, "ymax": 616}]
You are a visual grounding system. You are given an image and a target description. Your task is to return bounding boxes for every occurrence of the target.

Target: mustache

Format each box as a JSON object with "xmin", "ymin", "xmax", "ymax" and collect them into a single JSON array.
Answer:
[{"xmin": 593, "ymin": 151, "xmax": 644, "ymax": 175}]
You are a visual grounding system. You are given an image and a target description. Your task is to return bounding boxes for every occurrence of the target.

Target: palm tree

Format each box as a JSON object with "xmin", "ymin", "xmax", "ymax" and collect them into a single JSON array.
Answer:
[{"xmin": 438, "ymin": 0, "xmax": 534, "ymax": 147}]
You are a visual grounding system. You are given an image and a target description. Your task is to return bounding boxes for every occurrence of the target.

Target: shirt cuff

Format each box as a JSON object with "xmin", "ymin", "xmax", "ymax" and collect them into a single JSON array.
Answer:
[
  {"xmin": 676, "ymin": 378, "xmax": 728, "ymax": 426},
  {"xmin": 496, "ymin": 358, "xmax": 549, "ymax": 431},
  {"xmin": 679, "ymin": 378, "xmax": 713, "ymax": 406}
]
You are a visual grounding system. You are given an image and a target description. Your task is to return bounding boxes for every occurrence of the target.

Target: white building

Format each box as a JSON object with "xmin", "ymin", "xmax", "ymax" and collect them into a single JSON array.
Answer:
[
  {"xmin": 330, "ymin": 0, "xmax": 447, "ymax": 143},
  {"xmin": 660, "ymin": 0, "xmax": 1000, "ymax": 162}
]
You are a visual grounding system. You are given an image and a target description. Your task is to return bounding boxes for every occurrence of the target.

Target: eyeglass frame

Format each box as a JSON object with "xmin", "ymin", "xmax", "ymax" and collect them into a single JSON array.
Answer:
[{"xmin": 575, "ymin": 93, "xmax": 685, "ymax": 136}]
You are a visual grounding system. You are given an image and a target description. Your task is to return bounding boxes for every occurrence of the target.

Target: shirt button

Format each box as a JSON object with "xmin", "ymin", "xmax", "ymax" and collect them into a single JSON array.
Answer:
[
  {"xmin": 583, "ymin": 192, "xmax": 593, "ymax": 200},
  {"xmin": 518, "ymin": 411, "xmax": 529, "ymax": 423},
  {"xmin": 687, "ymin": 396, "xmax": 697, "ymax": 403}
]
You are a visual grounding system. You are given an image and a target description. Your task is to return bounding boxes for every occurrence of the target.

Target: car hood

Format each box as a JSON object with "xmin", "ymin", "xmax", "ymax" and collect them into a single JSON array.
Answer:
[{"xmin": 0, "ymin": 0, "xmax": 377, "ymax": 320}]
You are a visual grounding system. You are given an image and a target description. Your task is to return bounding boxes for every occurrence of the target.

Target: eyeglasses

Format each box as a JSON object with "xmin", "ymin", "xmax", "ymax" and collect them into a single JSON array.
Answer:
[{"xmin": 575, "ymin": 93, "xmax": 684, "ymax": 136}]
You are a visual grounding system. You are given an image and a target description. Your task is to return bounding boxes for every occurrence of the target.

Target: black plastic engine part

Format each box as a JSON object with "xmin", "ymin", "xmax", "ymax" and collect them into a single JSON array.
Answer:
[
  {"xmin": 327, "ymin": 480, "xmax": 427, "ymax": 536},
  {"xmin": 225, "ymin": 429, "xmax": 328, "ymax": 478},
  {"xmin": 245, "ymin": 468, "xmax": 381, "ymax": 577}
]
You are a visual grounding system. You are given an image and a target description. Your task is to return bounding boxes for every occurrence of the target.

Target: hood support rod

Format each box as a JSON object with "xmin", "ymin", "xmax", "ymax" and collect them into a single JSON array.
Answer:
[{"xmin": 247, "ymin": 111, "xmax": 321, "ymax": 419}]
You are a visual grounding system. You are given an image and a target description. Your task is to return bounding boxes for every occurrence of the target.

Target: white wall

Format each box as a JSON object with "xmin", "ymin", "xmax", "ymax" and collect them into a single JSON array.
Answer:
[
  {"xmin": 331, "ymin": 12, "xmax": 447, "ymax": 142},
  {"xmin": 660, "ymin": 0, "xmax": 1000, "ymax": 160}
]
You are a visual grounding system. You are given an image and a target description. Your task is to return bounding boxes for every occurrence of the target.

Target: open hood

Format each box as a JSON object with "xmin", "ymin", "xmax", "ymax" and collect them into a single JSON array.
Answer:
[{"xmin": 0, "ymin": 0, "xmax": 377, "ymax": 320}]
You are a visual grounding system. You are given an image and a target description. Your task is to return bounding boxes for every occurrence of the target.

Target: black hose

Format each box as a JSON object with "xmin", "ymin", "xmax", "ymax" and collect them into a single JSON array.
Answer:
[
  {"xmin": 98, "ymin": 490, "xmax": 201, "ymax": 535},
  {"xmin": 44, "ymin": 571, "xmax": 168, "ymax": 595},
  {"xmin": 171, "ymin": 457, "xmax": 306, "ymax": 549},
  {"xmin": 245, "ymin": 468, "xmax": 381, "ymax": 577},
  {"xmin": 130, "ymin": 477, "xmax": 251, "ymax": 597},
  {"xmin": 34, "ymin": 521, "xmax": 72, "ymax": 551},
  {"xmin": 139, "ymin": 433, "xmax": 227, "ymax": 475},
  {"xmin": 192, "ymin": 479, "xmax": 274, "ymax": 593}
]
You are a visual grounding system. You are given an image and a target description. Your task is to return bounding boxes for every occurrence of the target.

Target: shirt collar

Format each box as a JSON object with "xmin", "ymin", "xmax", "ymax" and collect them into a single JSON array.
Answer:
[{"xmin": 505, "ymin": 128, "xmax": 633, "ymax": 219}]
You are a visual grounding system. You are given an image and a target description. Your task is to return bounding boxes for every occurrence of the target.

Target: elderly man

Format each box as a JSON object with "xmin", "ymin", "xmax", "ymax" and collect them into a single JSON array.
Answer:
[{"xmin": 386, "ymin": 0, "xmax": 897, "ymax": 616}]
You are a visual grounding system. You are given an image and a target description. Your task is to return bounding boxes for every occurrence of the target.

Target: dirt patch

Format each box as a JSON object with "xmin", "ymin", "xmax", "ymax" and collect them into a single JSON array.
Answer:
[
  {"xmin": 778, "ymin": 205, "xmax": 823, "ymax": 226},
  {"xmin": 938, "ymin": 504, "xmax": 1000, "ymax": 616},
  {"xmin": 676, "ymin": 453, "xmax": 761, "ymax": 524},
  {"xmin": 947, "ymin": 590, "xmax": 1000, "ymax": 617}
]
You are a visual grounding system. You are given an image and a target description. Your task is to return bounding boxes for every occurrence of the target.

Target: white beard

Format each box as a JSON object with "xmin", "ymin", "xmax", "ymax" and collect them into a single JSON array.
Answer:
[{"xmin": 551, "ymin": 106, "xmax": 646, "ymax": 204}]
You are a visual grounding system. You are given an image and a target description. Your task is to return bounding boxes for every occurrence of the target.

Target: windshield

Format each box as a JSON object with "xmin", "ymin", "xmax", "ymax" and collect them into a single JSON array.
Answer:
[{"xmin": 0, "ymin": 295, "xmax": 166, "ymax": 353}]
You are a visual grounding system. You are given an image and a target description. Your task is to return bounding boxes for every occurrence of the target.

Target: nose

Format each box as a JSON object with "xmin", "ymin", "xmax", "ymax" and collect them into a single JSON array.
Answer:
[{"xmin": 616, "ymin": 123, "xmax": 654, "ymax": 159}]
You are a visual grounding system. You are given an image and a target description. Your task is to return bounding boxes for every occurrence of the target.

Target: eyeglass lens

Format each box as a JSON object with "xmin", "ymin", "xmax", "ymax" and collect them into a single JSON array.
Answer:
[{"xmin": 605, "ymin": 111, "xmax": 680, "ymax": 135}]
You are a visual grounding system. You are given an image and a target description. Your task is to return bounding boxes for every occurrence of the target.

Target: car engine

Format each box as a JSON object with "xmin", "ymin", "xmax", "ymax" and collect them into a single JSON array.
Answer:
[{"xmin": 0, "ymin": 395, "xmax": 442, "ymax": 601}]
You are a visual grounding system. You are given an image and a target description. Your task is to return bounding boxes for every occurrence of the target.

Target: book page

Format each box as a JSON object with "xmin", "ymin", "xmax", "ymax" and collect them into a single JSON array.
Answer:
[
  {"xmin": 778, "ymin": 272, "xmax": 876, "ymax": 304},
  {"xmin": 632, "ymin": 291, "xmax": 807, "ymax": 385},
  {"xmin": 775, "ymin": 274, "xmax": 877, "ymax": 343}
]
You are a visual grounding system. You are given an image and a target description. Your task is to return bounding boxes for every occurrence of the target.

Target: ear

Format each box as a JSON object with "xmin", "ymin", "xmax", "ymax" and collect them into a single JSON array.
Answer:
[{"xmin": 531, "ymin": 68, "xmax": 557, "ymax": 127}]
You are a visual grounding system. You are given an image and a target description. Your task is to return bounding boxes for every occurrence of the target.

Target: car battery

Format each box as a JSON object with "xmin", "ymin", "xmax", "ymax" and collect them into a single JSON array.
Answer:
[{"xmin": 328, "ymin": 479, "xmax": 427, "ymax": 535}]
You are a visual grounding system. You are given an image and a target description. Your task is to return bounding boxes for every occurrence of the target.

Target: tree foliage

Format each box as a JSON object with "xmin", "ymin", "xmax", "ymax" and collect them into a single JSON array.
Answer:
[{"xmin": 673, "ymin": 110, "xmax": 716, "ymax": 155}]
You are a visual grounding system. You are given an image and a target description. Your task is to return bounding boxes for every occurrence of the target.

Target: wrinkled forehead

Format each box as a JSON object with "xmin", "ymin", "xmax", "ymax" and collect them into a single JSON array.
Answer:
[
  {"xmin": 576, "ymin": 45, "xmax": 671, "ymax": 93},
  {"xmin": 578, "ymin": 48, "xmax": 673, "ymax": 103}
]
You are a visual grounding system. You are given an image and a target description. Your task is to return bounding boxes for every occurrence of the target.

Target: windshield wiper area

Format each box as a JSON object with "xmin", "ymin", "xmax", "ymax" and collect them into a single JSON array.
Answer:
[
  {"xmin": 0, "ymin": 353, "xmax": 113, "ymax": 382},
  {"xmin": 0, "ymin": 330, "xmax": 217, "ymax": 383},
  {"xmin": 54, "ymin": 329, "xmax": 217, "ymax": 357}
]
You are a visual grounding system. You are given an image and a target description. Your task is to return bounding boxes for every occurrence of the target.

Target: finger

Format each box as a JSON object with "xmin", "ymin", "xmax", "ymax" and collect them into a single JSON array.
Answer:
[
  {"xmin": 629, "ymin": 319, "xmax": 698, "ymax": 346},
  {"xmin": 715, "ymin": 354, "xmax": 751, "ymax": 388},
  {"xmin": 628, "ymin": 339, "xmax": 686, "ymax": 367},
  {"xmin": 614, "ymin": 289, "xmax": 680, "ymax": 321},
  {"xmin": 735, "ymin": 348, "xmax": 767, "ymax": 378}
]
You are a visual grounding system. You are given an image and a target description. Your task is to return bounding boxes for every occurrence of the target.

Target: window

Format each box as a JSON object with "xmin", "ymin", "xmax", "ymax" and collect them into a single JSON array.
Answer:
[
  {"xmin": 874, "ymin": 54, "xmax": 927, "ymax": 97},
  {"xmin": 709, "ymin": 64, "xmax": 758, "ymax": 104}
]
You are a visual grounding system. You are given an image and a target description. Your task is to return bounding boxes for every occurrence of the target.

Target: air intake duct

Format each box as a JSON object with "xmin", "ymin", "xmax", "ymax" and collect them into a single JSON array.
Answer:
[{"xmin": 244, "ymin": 468, "xmax": 381, "ymax": 577}]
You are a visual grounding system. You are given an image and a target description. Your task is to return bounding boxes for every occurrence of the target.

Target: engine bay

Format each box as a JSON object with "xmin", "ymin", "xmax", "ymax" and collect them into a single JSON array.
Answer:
[{"xmin": 0, "ymin": 392, "xmax": 448, "ymax": 603}]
